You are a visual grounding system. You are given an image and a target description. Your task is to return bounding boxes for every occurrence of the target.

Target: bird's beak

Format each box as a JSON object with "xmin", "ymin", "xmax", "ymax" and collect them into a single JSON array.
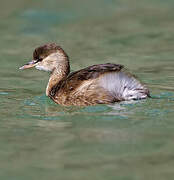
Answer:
[{"xmin": 19, "ymin": 60, "xmax": 38, "ymax": 70}]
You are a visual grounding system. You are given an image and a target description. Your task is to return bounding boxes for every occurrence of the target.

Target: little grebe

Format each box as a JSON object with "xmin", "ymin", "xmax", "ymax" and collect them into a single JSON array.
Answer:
[{"xmin": 19, "ymin": 43, "xmax": 150, "ymax": 106}]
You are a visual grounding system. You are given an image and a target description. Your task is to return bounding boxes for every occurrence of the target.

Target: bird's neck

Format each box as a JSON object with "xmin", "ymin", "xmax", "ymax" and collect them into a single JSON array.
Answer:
[{"xmin": 46, "ymin": 57, "xmax": 70, "ymax": 96}]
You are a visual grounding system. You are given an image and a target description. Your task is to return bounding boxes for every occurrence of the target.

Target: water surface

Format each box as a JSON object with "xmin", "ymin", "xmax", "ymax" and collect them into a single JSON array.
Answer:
[{"xmin": 1, "ymin": 0, "xmax": 174, "ymax": 179}]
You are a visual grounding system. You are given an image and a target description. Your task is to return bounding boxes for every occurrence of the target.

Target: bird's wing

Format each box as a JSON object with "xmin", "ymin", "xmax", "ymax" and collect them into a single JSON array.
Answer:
[
  {"xmin": 67, "ymin": 63, "xmax": 124, "ymax": 81},
  {"xmin": 64, "ymin": 63, "xmax": 124, "ymax": 92}
]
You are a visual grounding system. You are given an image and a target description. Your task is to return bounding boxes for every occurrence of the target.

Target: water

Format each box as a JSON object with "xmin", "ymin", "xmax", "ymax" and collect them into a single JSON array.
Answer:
[{"xmin": 1, "ymin": 0, "xmax": 174, "ymax": 179}]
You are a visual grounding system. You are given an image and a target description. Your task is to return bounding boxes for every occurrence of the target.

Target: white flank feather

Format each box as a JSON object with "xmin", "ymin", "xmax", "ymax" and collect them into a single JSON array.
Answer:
[{"xmin": 100, "ymin": 71, "xmax": 148, "ymax": 100}]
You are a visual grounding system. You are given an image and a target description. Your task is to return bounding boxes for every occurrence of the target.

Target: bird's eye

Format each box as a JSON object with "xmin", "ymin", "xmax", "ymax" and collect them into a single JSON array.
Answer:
[{"xmin": 38, "ymin": 58, "xmax": 43, "ymax": 61}]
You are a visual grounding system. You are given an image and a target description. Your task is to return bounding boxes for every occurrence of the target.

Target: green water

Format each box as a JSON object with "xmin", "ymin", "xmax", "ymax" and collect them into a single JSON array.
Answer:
[{"xmin": 1, "ymin": 0, "xmax": 174, "ymax": 179}]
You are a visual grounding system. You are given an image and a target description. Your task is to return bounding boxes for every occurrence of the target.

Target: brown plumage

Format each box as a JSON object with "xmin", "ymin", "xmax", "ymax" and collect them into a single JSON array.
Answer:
[{"xmin": 19, "ymin": 43, "xmax": 150, "ymax": 106}]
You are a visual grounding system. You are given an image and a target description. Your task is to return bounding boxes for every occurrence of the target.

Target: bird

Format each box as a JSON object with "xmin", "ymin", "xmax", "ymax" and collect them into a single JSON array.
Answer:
[{"xmin": 19, "ymin": 43, "xmax": 150, "ymax": 106}]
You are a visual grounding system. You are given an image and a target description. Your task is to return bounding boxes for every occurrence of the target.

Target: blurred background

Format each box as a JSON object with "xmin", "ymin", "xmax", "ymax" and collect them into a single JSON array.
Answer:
[{"xmin": 1, "ymin": 0, "xmax": 174, "ymax": 179}]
